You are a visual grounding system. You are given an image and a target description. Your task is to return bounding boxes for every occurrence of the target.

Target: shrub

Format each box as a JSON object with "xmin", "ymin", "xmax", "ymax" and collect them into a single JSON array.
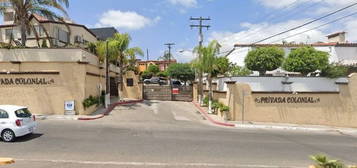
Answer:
[
  {"xmin": 320, "ymin": 64, "xmax": 348, "ymax": 78},
  {"xmin": 41, "ymin": 39, "xmax": 48, "ymax": 48},
  {"xmin": 203, "ymin": 96, "xmax": 209, "ymax": 106},
  {"xmin": 310, "ymin": 154, "xmax": 347, "ymax": 168},
  {"xmin": 82, "ymin": 95, "xmax": 103, "ymax": 109},
  {"xmin": 141, "ymin": 70, "xmax": 154, "ymax": 80}
]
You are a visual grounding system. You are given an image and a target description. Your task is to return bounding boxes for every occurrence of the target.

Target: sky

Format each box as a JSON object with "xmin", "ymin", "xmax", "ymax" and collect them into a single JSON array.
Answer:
[{"xmin": 65, "ymin": 0, "xmax": 357, "ymax": 62}]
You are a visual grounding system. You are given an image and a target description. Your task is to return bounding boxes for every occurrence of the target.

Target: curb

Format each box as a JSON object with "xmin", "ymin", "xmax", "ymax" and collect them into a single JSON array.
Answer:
[
  {"xmin": 0, "ymin": 158, "xmax": 15, "ymax": 165},
  {"xmin": 192, "ymin": 101, "xmax": 235, "ymax": 127},
  {"xmin": 78, "ymin": 100, "xmax": 144, "ymax": 121}
]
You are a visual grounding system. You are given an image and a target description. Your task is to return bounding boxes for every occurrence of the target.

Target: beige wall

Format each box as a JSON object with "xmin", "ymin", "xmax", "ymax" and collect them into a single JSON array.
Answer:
[
  {"xmin": 194, "ymin": 74, "xmax": 357, "ymax": 128},
  {"xmin": 221, "ymin": 74, "xmax": 357, "ymax": 128},
  {"xmin": 0, "ymin": 49, "xmax": 119, "ymax": 115},
  {"xmin": 121, "ymin": 71, "xmax": 143, "ymax": 100}
]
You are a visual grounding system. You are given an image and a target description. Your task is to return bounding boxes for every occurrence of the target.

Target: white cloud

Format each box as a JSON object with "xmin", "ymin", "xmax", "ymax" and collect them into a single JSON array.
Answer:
[
  {"xmin": 168, "ymin": 0, "xmax": 197, "ymax": 8},
  {"xmin": 176, "ymin": 49, "xmax": 196, "ymax": 63},
  {"xmin": 96, "ymin": 10, "xmax": 160, "ymax": 30}
]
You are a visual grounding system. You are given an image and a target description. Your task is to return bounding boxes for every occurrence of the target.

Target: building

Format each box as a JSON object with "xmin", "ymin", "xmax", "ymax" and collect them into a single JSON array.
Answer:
[
  {"xmin": 0, "ymin": 7, "xmax": 121, "ymax": 115},
  {"xmin": 0, "ymin": 9, "xmax": 97, "ymax": 47},
  {"xmin": 229, "ymin": 32, "xmax": 357, "ymax": 75},
  {"xmin": 90, "ymin": 27, "xmax": 118, "ymax": 41},
  {"xmin": 137, "ymin": 60, "xmax": 177, "ymax": 73}
]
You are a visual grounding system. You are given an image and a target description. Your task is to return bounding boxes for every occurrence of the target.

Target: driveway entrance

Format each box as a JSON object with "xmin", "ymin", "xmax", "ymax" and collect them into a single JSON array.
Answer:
[{"xmin": 143, "ymin": 85, "xmax": 193, "ymax": 101}]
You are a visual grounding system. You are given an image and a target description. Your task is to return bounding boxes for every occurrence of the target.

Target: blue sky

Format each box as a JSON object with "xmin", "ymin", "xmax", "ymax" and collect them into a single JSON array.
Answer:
[{"xmin": 65, "ymin": 0, "xmax": 357, "ymax": 62}]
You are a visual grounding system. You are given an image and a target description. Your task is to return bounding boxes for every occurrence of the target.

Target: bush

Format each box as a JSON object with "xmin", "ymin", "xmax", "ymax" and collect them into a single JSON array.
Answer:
[
  {"xmin": 320, "ymin": 64, "xmax": 348, "ymax": 78},
  {"xmin": 203, "ymin": 96, "xmax": 209, "ymax": 106},
  {"xmin": 310, "ymin": 154, "xmax": 347, "ymax": 168},
  {"xmin": 245, "ymin": 47, "xmax": 285, "ymax": 76},
  {"xmin": 41, "ymin": 39, "xmax": 48, "ymax": 48},
  {"xmin": 283, "ymin": 47, "xmax": 329, "ymax": 76},
  {"xmin": 212, "ymin": 100, "xmax": 220, "ymax": 114},
  {"xmin": 141, "ymin": 70, "xmax": 154, "ymax": 80},
  {"xmin": 82, "ymin": 95, "xmax": 103, "ymax": 110}
]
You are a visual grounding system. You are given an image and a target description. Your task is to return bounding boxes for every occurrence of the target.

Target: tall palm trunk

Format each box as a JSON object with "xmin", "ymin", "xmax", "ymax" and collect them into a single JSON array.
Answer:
[
  {"xmin": 20, "ymin": 22, "xmax": 27, "ymax": 46},
  {"xmin": 208, "ymin": 73, "xmax": 213, "ymax": 114},
  {"xmin": 40, "ymin": 24, "xmax": 53, "ymax": 47}
]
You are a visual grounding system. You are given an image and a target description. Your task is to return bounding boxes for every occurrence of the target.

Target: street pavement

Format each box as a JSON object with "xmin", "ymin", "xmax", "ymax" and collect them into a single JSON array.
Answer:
[{"xmin": 1, "ymin": 100, "xmax": 357, "ymax": 168}]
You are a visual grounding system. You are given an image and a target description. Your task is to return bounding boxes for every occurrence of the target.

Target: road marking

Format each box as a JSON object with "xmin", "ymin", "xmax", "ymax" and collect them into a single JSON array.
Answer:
[
  {"xmin": 16, "ymin": 159, "xmax": 305, "ymax": 168},
  {"xmin": 172, "ymin": 111, "xmax": 191, "ymax": 121}
]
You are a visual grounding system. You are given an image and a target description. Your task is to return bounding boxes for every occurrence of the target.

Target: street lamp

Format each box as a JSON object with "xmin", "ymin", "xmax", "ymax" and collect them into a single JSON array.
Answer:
[{"xmin": 105, "ymin": 40, "xmax": 110, "ymax": 108}]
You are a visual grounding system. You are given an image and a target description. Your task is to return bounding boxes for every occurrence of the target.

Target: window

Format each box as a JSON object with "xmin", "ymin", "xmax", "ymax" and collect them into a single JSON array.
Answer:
[
  {"xmin": 54, "ymin": 27, "xmax": 69, "ymax": 43},
  {"xmin": 0, "ymin": 110, "xmax": 9, "ymax": 119},
  {"xmin": 127, "ymin": 78, "xmax": 134, "ymax": 87},
  {"xmin": 27, "ymin": 25, "xmax": 43, "ymax": 37},
  {"xmin": 15, "ymin": 108, "xmax": 32, "ymax": 118}
]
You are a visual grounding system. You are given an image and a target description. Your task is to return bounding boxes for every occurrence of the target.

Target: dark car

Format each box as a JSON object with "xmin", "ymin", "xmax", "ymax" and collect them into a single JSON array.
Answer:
[
  {"xmin": 171, "ymin": 80, "xmax": 182, "ymax": 86},
  {"xmin": 144, "ymin": 77, "xmax": 167, "ymax": 85}
]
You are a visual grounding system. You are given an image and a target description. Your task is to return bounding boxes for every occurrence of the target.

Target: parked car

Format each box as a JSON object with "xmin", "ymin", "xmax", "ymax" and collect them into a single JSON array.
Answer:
[
  {"xmin": 171, "ymin": 80, "xmax": 182, "ymax": 86},
  {"xmin": 0, "ymin": 105, "xmax": 37, "ymax": 142},
  {"xmin": 144, "ymin": 77, "xmax": 167, "ymax": 85}
]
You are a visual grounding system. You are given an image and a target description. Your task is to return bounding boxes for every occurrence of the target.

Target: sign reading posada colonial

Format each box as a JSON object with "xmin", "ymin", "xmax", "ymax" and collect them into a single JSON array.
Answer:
[
  {"xmin": 0, "ymin": 77, "xmax": 55, "ymax": 86},
  {"xmin": 255, "ymin": 96, "xmax": 320, "ymax": 104}
]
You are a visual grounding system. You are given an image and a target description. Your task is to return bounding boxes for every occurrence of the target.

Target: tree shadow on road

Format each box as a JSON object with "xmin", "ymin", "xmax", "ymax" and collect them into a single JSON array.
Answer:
[{"xmin": 117, "ymin": 100, "xmax": 159, "ymax": 111}]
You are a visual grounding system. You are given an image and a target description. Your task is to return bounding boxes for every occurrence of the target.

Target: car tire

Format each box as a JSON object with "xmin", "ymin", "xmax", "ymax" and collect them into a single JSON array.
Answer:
[{"xmin": 1, "ymin": 129, "xmax": 15, "ymax": 142}]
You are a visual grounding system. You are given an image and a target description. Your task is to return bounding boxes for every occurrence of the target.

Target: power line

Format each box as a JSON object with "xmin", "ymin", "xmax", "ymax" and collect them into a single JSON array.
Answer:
[
  {"xmin": 269, "ymin": 11, "xmax": 357, "ymax": 43},
  {"xmin": 235, "ymin": 1, "xmax": 323, "ymax": 42},
  {"xmin": 252, "ymin": 1, "xmax": 357, "ymax": 44}
]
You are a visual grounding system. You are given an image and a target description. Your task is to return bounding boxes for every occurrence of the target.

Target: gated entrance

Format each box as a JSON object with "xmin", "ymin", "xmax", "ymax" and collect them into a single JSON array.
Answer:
[{"xmin": 143, "ymin": 84, "xmax": 193, "ymax": 101}]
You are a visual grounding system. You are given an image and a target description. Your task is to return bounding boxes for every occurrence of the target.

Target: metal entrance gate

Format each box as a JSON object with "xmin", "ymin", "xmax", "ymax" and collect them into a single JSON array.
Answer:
[{"xmin": 143, "ymin": 85, "xmax": 193, "ymax": 102}]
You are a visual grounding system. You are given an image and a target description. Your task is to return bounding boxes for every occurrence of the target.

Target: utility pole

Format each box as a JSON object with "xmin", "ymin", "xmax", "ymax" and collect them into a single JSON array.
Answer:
[
  {"xmin": 190, "ymin": 16, "xmax": 210, "ymax": 105},
  {"xmin": 146, "ymin": 48, "xmax": 149, "ymax": 70},
  {"xmin": 164, "ymin": 43, "xmax": 175, "ymax": 70},
  {"xmin": 165, "ymin": 43, "xmax": 175, "ymax": 100}
]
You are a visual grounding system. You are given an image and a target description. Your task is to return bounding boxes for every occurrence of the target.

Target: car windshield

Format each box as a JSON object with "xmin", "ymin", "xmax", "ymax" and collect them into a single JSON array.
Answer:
[{"xmin": 15, "ymin": 108, "xmax": 32, "ymax": 118}]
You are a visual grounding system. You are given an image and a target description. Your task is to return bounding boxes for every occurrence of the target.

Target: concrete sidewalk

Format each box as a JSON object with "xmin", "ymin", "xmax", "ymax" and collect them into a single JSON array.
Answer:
[
  {"xmin": 35, "ymin": 97, "xmax": 141, "ymax": 121},
  {"xmin": 193, "ymin": 102, "xmax": 357, "ymax": 136}
]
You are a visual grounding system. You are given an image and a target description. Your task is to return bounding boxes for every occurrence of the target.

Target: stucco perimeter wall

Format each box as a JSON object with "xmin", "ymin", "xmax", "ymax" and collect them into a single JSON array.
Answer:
[
  {"xmin": 0, "ymin": 62, "xmax": 86, "ymax": 115},
  {"xmin": 121, "ymin": 71, "xmax": 143, "ymax": 100},
  {"xmin": 226, "ymin": 74, "xmax": 357, "ymax": 128}
]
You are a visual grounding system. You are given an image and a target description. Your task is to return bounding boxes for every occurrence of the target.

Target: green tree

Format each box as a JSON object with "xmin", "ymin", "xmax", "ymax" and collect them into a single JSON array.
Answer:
[
  {"xmin": 147, "ymin": 64, "xmax": 159, "ymax": 74},
  {"xmin": 141, "ymin": 70, "xmax": 153, "ymax": 80},
  {"xmin": 41, "ymin": 39, "xmax": 48, "ymax": 48},
  {"xmin": 96, "ymin": 33, "xmax": 143, "ymax": 98},
  {"xmin": 245, "ymin": 47, "xmax": 285, "ymax": 76},
  {"xmin": 194, "ymin": 40, "xmax": 221, "ymax": 114},
  {"xmin": 213, "ymin": 56, "xmax": 231, "ymax": 77},
  {"xmin": 0, "ymin": 0, "xmax": 69, "ymax": 46},
  {"xmin": 283, "ymin": 47, "xmax": 329, "ymax": 76},
  {"xmin": 167, "ymin": 63, "xmax": 195, "ymax": 84},
  {"xmin": 229, "ymin": 64, "xmax": 252, "ymax": 76},
  {"xmin": 320, "ymin": 63, "xmax": 348, "ymax": 78}
]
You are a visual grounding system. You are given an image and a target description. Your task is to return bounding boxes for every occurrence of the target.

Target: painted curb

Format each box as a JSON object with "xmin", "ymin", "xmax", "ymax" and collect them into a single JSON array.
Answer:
[
  {"xmin": 192, "ymin": 101, "xmax": 235, "ymax": 127},
  {"xmin": 0, "ymin": 158, "xmax": 15, "ymax": 165},
  {"xmin": 78, "ymin": 100, "xmax": 144, "ymax": 121}
]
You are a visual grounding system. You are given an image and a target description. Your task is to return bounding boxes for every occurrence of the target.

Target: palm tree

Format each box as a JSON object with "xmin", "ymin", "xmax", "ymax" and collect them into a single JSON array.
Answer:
[
  {"xmin": 194, "ymin": 40, "xmax": 221, "ymax": 114},
  {"xmin": 96, "ymin": 33, "xmax": 143, "ymax": 99},
  {"xmin": 125, "ymin": 47, "xmax": 144, "ymax": 73},
  {"xmin": 0, "ymin": 0, "xmax": 69, "ymax": 46}
]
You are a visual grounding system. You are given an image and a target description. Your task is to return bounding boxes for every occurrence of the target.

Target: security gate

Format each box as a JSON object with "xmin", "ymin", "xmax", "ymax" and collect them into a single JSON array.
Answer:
[{"xmin": 143, "ymin": 85, "xmax": 193, "ymax": 101}]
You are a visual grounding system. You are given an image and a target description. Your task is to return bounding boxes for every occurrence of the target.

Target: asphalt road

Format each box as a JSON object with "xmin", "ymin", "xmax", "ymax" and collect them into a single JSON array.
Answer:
[{"xmin": 1, "ymin": 101, "xmax": 357, "ymax": 168}]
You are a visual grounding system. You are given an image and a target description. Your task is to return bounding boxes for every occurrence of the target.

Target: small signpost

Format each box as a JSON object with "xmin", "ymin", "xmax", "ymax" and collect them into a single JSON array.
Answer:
[{"xmin": 64, "ymin": 100, "xmax": 75, "ymax": 115}]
